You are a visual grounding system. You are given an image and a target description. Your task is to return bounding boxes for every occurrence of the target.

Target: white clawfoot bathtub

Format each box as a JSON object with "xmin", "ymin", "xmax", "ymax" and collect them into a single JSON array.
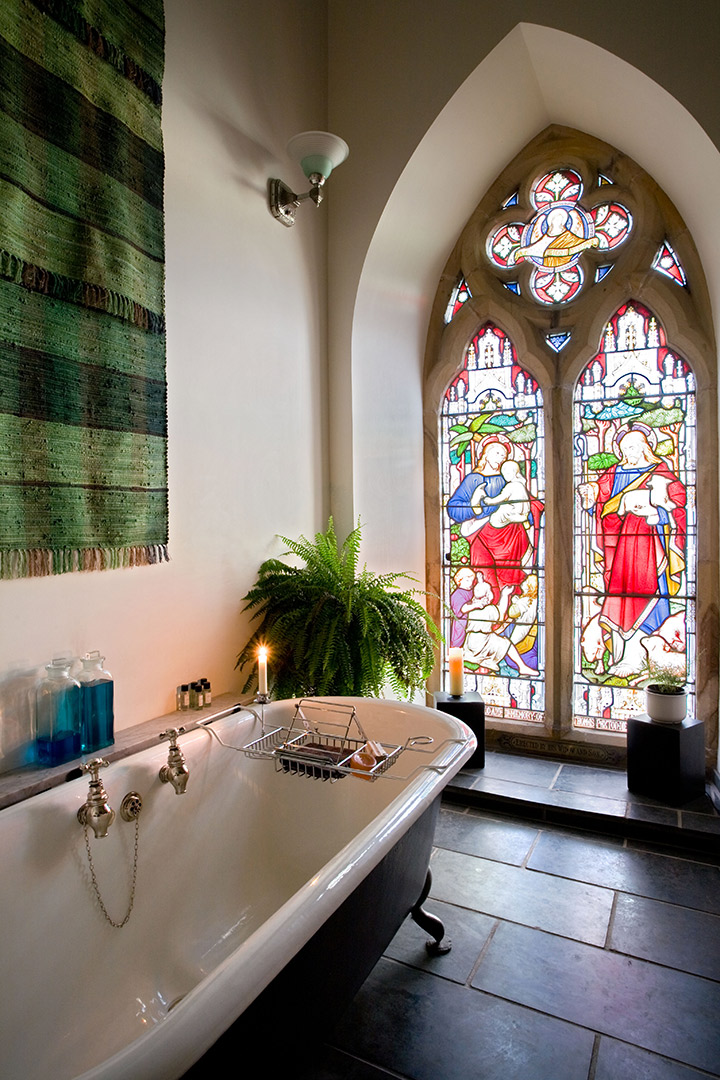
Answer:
[{"xmin": 0, "ymin": 696, "xmax": 474, "ymax": 1080}]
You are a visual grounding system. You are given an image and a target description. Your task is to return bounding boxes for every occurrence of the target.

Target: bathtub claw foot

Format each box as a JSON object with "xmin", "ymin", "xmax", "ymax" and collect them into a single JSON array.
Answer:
[
  {"xmin": 424, "ymin": 933, "xmax": 452, "ymax": 956},
  {"xmin": 410, "ymin": 868, "xmax": 452, "ymax": 955}
]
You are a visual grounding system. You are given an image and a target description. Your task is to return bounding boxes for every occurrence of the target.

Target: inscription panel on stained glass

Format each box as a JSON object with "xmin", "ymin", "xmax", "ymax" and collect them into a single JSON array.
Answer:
[
  {"xmin": 573, "ymin": 302, "xmax": 696, "ymax": 731},
  {"xmin": 440, "ymin": 323, "xmax": 545, "ymax": 723}
]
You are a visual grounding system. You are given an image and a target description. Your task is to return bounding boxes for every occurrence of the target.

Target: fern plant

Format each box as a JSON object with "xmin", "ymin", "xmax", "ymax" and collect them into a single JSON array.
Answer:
[{"xmin": 236, "ymin": 518, "xmax": 440, "ymax": 700}]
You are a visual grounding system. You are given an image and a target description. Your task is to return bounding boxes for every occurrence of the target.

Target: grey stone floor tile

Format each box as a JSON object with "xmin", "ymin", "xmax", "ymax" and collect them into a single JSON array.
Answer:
[
  {"xmin": 448, "ymin": 769, "xmax": 477, "ymax": 790},
  {"xmin": 595, "ymin": 1037, "xmax": 719, "ymax": 1080},
  {"xmin": 553, "ymin": 763, "xmax": 630, "ymax": 800},
  {"xmin": 471, "ymin": 921, "xmax": 720, "ymax": 1074},
  {"xmin": 482, "ymin": 751, "xmax": 561, "ymax": 788},
  {"xmin": 430, "ymin": 846, "xmax": 613, "ymax": 945},
  {"xmin": 384, "ymin": 898, "xmax": 496, "ymax": 984},
  {"xmin": 332, "ymin": 957, "xmax": 595, "ymax": 1080},
  {"xmin": 466, "ymin": 773, "xmax": 627, "ymax": 816},
  {"xmin": 536, "ymin": 819, "xmax": 626, "ymax": 847},
  {"xmin": 292, "ymin": 1045, "xmax": 397, "ymax": 1080},
  {"xmin": 681, "ymin": 807, "xmax": 720, "ymax": 831},
  {"xmin": 534, "ymin": 785, "xmax": 628, "ymax": 815},
  {"xmin": 627, "ymin": 835, "xmax": 720, "ymax": 867},
  {"xmin": 528, "ymin": 830, "xmax": 720, "ymax": 912},
  {"xmin": 434, "ymin": 805, "xmax": 539, "ymax": 865},
  {"xmin": 625, "ymin": 801, "xmax": 682, "ymax": 828},
  {"xmin": 609, "ymin": 893, "xmax": 720, "ymax": 981}
]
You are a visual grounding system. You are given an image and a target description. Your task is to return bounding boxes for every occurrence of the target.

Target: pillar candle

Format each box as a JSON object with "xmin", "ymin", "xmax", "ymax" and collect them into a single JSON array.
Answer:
[
  {"xmin": 258, "ymin": 647, "xmax": 268, "ymax": 695},
  {"xmin": 448, "ymin": 648, "xmax": 464, "ymax": 696}
]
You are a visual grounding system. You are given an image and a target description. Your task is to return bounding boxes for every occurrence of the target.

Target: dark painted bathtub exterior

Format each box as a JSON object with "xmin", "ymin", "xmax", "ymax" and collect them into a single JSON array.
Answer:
[{"xmin": 183, "ymin": 795, "xmax": 443, "ymax": 1073}]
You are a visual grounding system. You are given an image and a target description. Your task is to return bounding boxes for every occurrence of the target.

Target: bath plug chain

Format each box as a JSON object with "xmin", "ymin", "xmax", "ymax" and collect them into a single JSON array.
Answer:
[{"xmin": 82, "ymin": 813, "xmax": 140, "ymax": 929}]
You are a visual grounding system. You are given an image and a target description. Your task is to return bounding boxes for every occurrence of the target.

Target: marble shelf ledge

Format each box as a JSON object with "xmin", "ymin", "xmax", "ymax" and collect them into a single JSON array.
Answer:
[{"xmin": 0, "ymin": 693, "xmax": 246, "ymax": 813}]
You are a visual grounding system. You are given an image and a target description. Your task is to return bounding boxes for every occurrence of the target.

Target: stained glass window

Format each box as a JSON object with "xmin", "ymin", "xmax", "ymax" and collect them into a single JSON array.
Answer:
[
  {"xmin": 573, "ymin": 302, "xmax": 696, "ymax": 732},
  {"xmin": 440, "ymin": 323, "xmax": 545, "ymax": 722},
  {"xmin": 486, "ymin": 169, "xmax": 632, "ymax": 307},
  {"xmin": 432, "ymin": 134, "xmax": 714, "ymax": 751},
  {"xmin": 546, "ymin": 332, "xmax": 571, "ymax": 353},
  {"xmin": 444, "ymin": 276, "xmax": 472, "ymax": 322},
  {"xmin": 593, "ymin": 203, "xmax": 633, "ymax": 250},
  {"xmin": 652, "ymin": 241, "xmax": 687, "ymax": 286}
]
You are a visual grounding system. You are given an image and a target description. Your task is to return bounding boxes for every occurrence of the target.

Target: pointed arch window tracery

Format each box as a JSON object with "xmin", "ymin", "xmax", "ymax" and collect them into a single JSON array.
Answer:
[{"xmin": 425, "ymin": 127, "xmax": 716, "ymax": 755}]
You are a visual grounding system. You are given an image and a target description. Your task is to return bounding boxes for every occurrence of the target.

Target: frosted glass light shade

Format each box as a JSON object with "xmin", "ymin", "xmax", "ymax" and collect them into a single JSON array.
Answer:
[{"xmin": 286, "ymin": 130, "xmax": 349, "ymax": 181}]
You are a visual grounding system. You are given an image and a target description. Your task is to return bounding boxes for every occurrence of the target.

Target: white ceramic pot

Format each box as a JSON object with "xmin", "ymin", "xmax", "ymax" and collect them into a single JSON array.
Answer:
[{"xmin": 645, "ymin": 685, "xmax": 687, "ymax": 724}]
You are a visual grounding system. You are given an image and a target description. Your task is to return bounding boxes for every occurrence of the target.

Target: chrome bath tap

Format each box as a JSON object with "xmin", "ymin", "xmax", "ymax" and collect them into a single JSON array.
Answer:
[
  {"xmin": 158, "ymin": 727, "xmax": 189, "ymax": 794},
  {"xmin": 77, "ymin": 758, "xmax": 116, "ymax": 838}
]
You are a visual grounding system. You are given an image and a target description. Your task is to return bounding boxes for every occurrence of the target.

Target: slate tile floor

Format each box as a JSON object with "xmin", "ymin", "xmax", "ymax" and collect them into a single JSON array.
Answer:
[
  {"xmin": 292, "ymin": 753, "xmax": 720, "ymax": 1080},
  {"xmin": 445, "ymin": 751, "xmax": 720, "ymax": 848}
]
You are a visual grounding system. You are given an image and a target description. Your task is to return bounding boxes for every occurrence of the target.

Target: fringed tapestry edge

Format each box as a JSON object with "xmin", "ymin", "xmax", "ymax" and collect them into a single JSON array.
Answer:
[{"xmin": 0, "ymin": 545, "xmax": 169, "ymax": 579}]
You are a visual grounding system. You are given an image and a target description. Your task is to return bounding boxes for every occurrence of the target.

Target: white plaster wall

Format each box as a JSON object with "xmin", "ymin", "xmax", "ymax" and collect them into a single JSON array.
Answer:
[
  {"xmin": 0, "ymin": 0, "xmax": 329, "ymax": 766},
  {"xmin": 346, "ymin": 28, "xmax": 548, "ymax": 574}
]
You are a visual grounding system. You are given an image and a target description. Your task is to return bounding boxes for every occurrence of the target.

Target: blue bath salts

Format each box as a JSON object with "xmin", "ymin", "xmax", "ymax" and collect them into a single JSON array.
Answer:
[
  {"xmin": 37, "ymin": 730, "xmax": 81, "ymax": 768},
  {"xmin": 80, "ymin": 680, "xmax": 115, "ymax": 753}
]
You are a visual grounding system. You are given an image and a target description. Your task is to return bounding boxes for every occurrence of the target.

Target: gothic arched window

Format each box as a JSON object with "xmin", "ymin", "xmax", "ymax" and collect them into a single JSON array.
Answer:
[{"xmin": 424, "ymin": 126, "xmax": 716, "ymax": 763}]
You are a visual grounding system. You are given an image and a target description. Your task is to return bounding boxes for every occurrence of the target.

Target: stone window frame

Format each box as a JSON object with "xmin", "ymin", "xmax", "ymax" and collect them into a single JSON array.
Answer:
[{"xmin": 423, "ymin": 126, "xmax": 718, "ymax": 765}]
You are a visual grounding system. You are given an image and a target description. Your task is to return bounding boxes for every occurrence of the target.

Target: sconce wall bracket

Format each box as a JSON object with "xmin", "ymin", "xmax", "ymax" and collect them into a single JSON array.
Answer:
[
  {"xmin": 268, "ymin": 178, "xmax": 299, "ymax": 227},
  {"xmin": 268, "ymin": 175, "xmax": 324, "ymax": 228}
]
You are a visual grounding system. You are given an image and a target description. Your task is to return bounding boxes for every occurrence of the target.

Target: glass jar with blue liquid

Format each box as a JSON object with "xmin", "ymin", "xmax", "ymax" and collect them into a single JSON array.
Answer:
[
  {"xmin": 36, "ymin": 658, "xmax": 81, "ymax": 767},
  {"xmin": 78, "ymin": 651, "xmax": 115, "ymax": 754}
]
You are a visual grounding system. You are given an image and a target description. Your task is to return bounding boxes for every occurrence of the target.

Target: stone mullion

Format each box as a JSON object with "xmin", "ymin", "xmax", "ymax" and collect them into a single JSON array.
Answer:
[{"xmin": 543, "ymin": 379, "xmax": 575, "ymax": 736}]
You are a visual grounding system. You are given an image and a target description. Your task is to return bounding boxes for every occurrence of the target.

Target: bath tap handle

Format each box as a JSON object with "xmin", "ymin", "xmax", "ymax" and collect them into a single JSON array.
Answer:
[
  {"xmin": 77, "ymin": 758, "xmax": 116, "ymax": 839},
  {"xmin": 158, "ymin": 727, "xmax": 189, "ymax": 794},
  {"xmin": 81, "ymin": 757, "xmax": 110, "ymax": 776},
  {"xmin": 159, "ymin": 726, "xmax": 186, "ymax": 742}
]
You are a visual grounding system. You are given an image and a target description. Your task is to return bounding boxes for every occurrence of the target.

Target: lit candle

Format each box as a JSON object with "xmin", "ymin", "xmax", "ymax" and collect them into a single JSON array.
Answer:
[
  {"xmin": 448, "ymin": 648, "xmax": 464, "ymax": 697},
  {"xmin": 257, "ymin": 646, "xmax": 268, "ymax": 695}
]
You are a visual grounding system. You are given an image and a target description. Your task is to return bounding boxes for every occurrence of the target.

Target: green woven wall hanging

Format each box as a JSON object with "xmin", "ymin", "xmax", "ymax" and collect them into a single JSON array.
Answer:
[{"xmin": 0, "ymin": 0, "xmax": 168, "ymax": 578}]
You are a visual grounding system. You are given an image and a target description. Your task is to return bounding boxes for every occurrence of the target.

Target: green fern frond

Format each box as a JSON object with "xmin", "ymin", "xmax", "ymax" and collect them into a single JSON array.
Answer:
[{"xmin": 236, "ymin": 518, "xmax": 439, "ymax": 700}]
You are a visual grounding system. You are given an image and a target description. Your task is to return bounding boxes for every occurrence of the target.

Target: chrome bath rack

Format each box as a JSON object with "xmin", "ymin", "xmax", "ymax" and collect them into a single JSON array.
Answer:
[{"xmin": 240, "ymin": 699, "xmax": 468, "ymax": 783}]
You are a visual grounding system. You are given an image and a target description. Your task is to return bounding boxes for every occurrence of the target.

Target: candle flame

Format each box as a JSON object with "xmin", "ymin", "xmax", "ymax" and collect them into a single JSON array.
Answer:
[{"xmin": 257, "ymin": 646, "xmax": 268, "ymax": 660}]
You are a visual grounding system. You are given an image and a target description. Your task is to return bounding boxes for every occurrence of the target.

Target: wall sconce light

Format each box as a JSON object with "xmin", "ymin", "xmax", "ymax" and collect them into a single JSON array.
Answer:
[{"xmin": 268, "ymin": 130, "xmax": 349, "ymax": 227}]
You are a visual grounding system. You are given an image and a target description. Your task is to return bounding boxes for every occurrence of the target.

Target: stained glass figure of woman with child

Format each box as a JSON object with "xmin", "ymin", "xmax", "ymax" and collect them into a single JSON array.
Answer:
[{"xmin": 441, "ymin": 323, "xmax": 545, "ymax": 721}]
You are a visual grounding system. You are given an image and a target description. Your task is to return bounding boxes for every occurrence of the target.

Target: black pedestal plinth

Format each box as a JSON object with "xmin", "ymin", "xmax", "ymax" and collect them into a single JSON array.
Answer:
[
  {"xmin": 433, "ymin": 691, "xmax": 485, "ymax": 768},
  {"xmin": 627, "ymin": 714, "xmax": 705, "ymax": 805}
]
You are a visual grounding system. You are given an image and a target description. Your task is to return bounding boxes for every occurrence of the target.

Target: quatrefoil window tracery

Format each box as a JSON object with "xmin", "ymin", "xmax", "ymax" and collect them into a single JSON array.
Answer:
[{"xmin": 486, "ymin": 169, "xmax": 633, "ymax": 305}]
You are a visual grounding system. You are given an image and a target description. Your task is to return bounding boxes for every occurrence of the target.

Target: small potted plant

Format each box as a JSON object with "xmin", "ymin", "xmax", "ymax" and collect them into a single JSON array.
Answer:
[
  {"xmin": 236, "ymin": 518, "xmax": 440, "ymax": 700},
  {"xmin": 643, "ymin": 665, "xmax": 687, "ymax": 724}
]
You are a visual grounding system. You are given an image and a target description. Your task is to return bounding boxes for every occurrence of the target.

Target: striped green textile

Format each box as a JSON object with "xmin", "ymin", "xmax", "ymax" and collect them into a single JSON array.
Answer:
[{"xmin": 0, "ymin": 0, "xmax": 167, "ymax": 577}]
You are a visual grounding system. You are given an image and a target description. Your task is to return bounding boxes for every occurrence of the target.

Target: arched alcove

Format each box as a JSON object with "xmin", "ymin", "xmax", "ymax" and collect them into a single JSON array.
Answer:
[
  {"xmin": 347, "ymin": 22, "xmax": 720, "ymax": 554},
  {"xmin": 343, "ymin": 22, "xmax": 720, "ymax": 765}
]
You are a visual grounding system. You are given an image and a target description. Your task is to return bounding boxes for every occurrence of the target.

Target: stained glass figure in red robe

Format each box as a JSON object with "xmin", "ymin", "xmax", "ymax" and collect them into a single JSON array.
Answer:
[{"xmin": 579, "ymin": 427, "xmax": 686, "ymax": 677}]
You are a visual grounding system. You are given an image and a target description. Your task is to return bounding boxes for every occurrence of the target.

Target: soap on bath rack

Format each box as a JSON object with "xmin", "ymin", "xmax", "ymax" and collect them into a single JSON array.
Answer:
[{"xmin": 242, "ymin": 699, "xmax": 404, "ymax": 783}]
